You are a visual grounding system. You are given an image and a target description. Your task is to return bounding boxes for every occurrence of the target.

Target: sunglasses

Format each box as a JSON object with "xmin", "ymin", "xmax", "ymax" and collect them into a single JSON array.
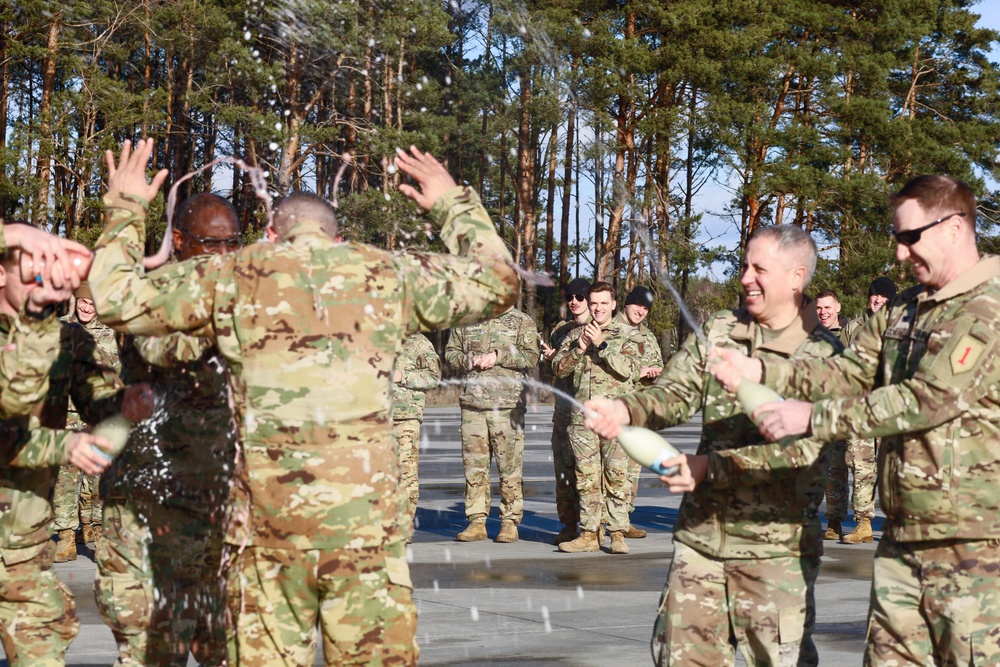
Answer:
[
  {"xmin": 178, "ymin": 226, "xmax": 242, "ymax": 251},
  {"xmin": 565, "ymin": 294, "xmax": 587, "ymax": 303},
  {"xmin": 892, "ymin": 212, "xmax": 965, "ymax": 246}
]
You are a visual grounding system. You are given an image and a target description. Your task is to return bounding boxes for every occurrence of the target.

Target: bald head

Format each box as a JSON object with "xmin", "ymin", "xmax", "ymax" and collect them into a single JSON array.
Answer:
[
  {"xmin": 173, "ymin": 193, "xmax": 241, "ymax": 261},
  {"xmin": 271, "ymin": 192, "xmax": 338, "ymax": 240}
]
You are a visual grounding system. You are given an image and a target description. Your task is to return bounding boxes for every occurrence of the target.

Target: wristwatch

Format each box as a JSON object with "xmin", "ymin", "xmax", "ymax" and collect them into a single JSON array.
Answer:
[{"xmin": 597, "ymin": 342, "xmax": 608, "ymax": 352}]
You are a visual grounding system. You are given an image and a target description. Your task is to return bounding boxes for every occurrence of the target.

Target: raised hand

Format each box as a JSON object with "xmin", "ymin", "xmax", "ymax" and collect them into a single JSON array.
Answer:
[
  {"xmin": 394, "ymin": 146, "xmax": 458, "ymax": 211},
  {"xmin": 105, "ymin": 138, "xmax": 169, "ymax": 203}
]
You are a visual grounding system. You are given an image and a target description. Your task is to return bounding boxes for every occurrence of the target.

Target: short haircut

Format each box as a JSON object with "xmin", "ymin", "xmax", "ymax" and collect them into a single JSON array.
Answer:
[
  {"xmin": 816, "ymin": 288, "xmax": 839, "ymax": 301},
  {"xmin": 176, "ymin": 193, "xmax": 240, "ymax": 233},
  {"xmin": 588, "ymin": 281, "xmax": 616, "ymax": 298},
  {"xmin": 749, "ymin": 225, "xmax": 818, "ymax": 286},
  {"xmin": 889, "ymin": 175, "xmax": 977, "ymax": 225},
  {"xmin": 271, "ymin": 191, "xmax": 337, "ymax": 238}
]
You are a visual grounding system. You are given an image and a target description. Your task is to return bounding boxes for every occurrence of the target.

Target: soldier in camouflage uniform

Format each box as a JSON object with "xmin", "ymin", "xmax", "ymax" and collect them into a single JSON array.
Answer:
[
  {"xmin": 719, "ymin": 176, "xmax": 1000, "ymax": 666},
  {"xmin": 95, "ymin": 192, "xmax": 241, "ymax": 667},
  {"xmin": 392, "ymin": 333, "xmax": 441, "ymax": 539},
  {"xmin": 89, "ymin": 139, "xmax": 518, "ymax": 667},
  {"xmin": 52, "ymin": 281, "xmax": 122, "ymax": 562},
  {"xmin": 540, "ymin": 277, "xmax": 591, "ymax": 545},
  {"xmin": 553, "ymin": 281, "xmax": 643, "ymax": 555},
  {"xmin": 586, "ymin": 225, "xmax": 841, "ymax": 665},
  {"xmin": 0, "ymin": 246, "xmax": 144, "ymax": 667},
  {"xmin": 445, "ymin": 306, "xmax": 539, "ymax": 544},
  {"xmin": 616, "ymin": 286, "xmax": 663, "ymax": 540}
]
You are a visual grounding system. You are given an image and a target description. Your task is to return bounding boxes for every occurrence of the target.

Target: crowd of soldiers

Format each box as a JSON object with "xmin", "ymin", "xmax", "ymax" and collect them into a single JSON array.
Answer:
[{"xmin": 0, "ymin": 134, "xmax": 997, "ymax": 667}]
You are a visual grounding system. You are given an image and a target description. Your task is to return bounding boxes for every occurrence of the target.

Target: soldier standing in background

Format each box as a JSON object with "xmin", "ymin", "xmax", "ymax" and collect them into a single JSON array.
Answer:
[
  {"xmin": 616, "ymin": 286, "xmax": 663, "ymax": 540},
  {"xmin": 837, "ymin": 276, "xmax": 896, "ymax": 545},
  {"xmin": 815, "ymin": 289, "xmax": 847, "ymax": 335},
  {"xmin": 445, "ymin": 306, "xmax": 540, "ymax": 544},
  {"xmin": 553, "ymin": 281, "xmax": 642, "ymax": 555},
  {"xmin": 540, "ymin": 277, "xmax": 591, "ymax": 545},
  {"xmin": 392, "ymin": 333, "xmax": 441, "ymax": 540},
  {"xmin": 0, "ymin": 247, "xmax": 148, "ymax": 667},
  {"xmin": 95, "ymin": 193, "xmax": 241, "ymax": 666},
  {"xmin": 585, "ymin": 225, "xmax": 841, "ymax": 665},
  {"xmin": 89, "ymin": 140, "xmax": 518, "ymax": 666},
  {"xmin": 52, "ymin": 281, "xmax": 121, "ymax": 562}
]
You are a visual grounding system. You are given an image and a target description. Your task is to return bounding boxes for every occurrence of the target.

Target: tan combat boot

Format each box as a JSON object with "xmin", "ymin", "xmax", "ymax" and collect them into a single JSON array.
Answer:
[
  {"xmin": 623, "ymin": 524, "xmax": 647, "ymax": 539},
  {"xmin": 82, "ymin": 521, "xmax": 97, "ymax": 544},
  {"xmin": 824, "ymin": 518, "xmax": 842, "ymax": 540},
  {"xmin": 91, "ymin": 524, "xmax": 104, "ymax": 552},
  {"xmin": 609, "ymin": 531, "xmax": 629, "ymax": 554},
  {"xmin": 558, "ymin": 530, "xmax": 600, "ymax": 553},
  {"xmin": 597, "ymin": 525, "xmax": 606, "ymax": 545},
  {"xmin": 54, "ymin": 529, "xmax": 77, "ymax": 563},
  {"xmin": 552, "ymin": 524, "xmax": 578, "ymax": 545},
  {"xmin": 456, "ymin": 521, "xmax": 488, "ymax": 542},
  {"xmin": 841, "ymin": 518, "xmax": 873, "ymax": 544},
  {"xmin": 496, "ymin": 520, "xmax": 519, "ymax": 543}
]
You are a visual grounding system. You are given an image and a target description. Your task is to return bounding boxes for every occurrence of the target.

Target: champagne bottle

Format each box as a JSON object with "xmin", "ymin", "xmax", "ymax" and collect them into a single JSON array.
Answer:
[
  {"xmin": 90, "ymin": 413, "xmax": 133, "ymax": 461},
  {"xmin": 19, "ymin": 249, "xmax": 93, "ymax": 285},
  {"xmin": 617, "ymin": 425, "xmax": 681, "ymax": 476},
  {"xmin": 735, "ymin": 378, "xmax": 783, "ymax": 427}
]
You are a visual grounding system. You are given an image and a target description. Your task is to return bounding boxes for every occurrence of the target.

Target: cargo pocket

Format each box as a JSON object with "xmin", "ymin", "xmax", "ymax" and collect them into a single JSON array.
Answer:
[{"xmin": 778, "ymin": 606, "xmax": 805, "ymax": 645}]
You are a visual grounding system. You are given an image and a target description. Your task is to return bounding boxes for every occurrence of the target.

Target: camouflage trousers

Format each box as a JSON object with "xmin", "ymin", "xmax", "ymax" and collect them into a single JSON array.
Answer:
[
  {"xmin": 626, "ymin": 458, "xmax": 641, "ymax": 515},
  {"xmin": 865, "ymin": 537, "xmax": 1000, "ymax": 666},
  {"xmin": 652, "ymin": 541, "xmax": 819, "ymax": 667},
  {"xmin": 226, "ymin": 541, "xmax": 417, "ymax": 666},
  {"xmin": 0, "ymin": 541, "xmax": 79, "ymax": 667},
  {"xmin": 95, "ymin": 499, "xmax": 228, "ymax": 667},
  {"xmin": 825, "ymin": 439, "xmax": 877, "ymax": 521},
  {"xmin": 550, "ymin": 408, "xmax": 579, "ymax": 526},
  {"xmin": 568, "ymin": 423, "xmax": 629, "ymax": 533},
  {"xmin": 460, "ymin": 406, "xmax": 525, "ymax": 523},
  {"xmin": 53, "ymin": 465, "xmax": 102, "ymax": 531},
  {"xmin": 393, "ymin": 418, "xmax": 422, "ymax": 523}
]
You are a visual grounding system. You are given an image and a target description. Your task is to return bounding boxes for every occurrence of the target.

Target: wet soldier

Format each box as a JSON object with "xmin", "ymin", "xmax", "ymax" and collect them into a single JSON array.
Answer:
[
  {"xmin": 540, "ymin": 277, "xmax": 591, "ymax": 545},
  {"xmin": 445, "ymin": 305, "xmax": 540, "ymax": 543},
  {"xmin": 714, "ymin": 175, "xmax": 1000, "ymax": 666},
  {"xmin": 89, "ymin": 139, "xmax": 518, "ymax": 666},
  {"xmin": 586, "ymin": 225, "xmax": 841, "ymax": 664},
  {"xmin": 95, "ymin": 192, "xmax": 241, "ymax": 667}
]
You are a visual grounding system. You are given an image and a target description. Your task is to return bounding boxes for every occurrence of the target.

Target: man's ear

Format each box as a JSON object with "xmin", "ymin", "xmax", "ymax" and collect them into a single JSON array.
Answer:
[
  {"xmin": 265, "ymin": 225, "xmax": 278, "ymax": 243},
  {"xmin": 0, "ymin": 263, "xmax": 9, "ymax": 291}
]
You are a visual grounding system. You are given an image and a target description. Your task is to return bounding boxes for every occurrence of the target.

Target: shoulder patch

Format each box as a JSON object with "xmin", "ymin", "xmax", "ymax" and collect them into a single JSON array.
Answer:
[{"xmin": 950, "ymin": 334, "xmax": 985, "ymax": 375}]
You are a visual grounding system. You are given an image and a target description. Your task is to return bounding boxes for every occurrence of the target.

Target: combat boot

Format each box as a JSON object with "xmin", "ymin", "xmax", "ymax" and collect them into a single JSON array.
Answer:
[
  {"xmin": 456, "ymin": 521, "xmax": 488, "ymax": 542},
  {"xmin": 824, "ymin": 518, "xmax": 842, "ymax": 540},
  {"xmin": 609, "ymin": 531, "xmax": 629, "ymax": 554},
  {"xmin": 623, "ymin": 524, "xmax": 647, "ymax": 539},
  {"xmin": 496, "ymin": 520, "xmax": 519, "ymax": 543},
  {"xmin": 552, "ymin": 524, "xmax": 578, "ymax": 545},
  {"xmin": 841, "ymin": 518, "xmax": 873, "ymax": 544},
  {"xmin": 82, "ymin": 521, "xmax": 97, "ymax": 544},
  {"xmin": 597, "ymin": 525, "xmax": 606, "ymax": 545},
  {"xmin": 91, "ymin": 524, "xmax": 104, "ymax": 552},
  {"xmin": 54, "ymin": 529, "xmax": 77, "ymax": 563},
  {"xmin": 558, "ymin": 530, "xmax": 600, "ymax": 553}
]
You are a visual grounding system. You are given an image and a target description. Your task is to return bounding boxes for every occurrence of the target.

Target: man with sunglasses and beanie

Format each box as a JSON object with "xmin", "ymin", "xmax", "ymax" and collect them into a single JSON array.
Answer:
[
  {"xmin": 541, "ymin": 278, "xmax": 591, "ymax": 545},
  {"xmin": 712, "ymin": 175, "xmax": 1000, "ymax": 666}
]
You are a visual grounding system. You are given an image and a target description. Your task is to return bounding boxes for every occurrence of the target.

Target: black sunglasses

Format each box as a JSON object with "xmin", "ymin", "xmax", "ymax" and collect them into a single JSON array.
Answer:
[
  {"xmin": 178, "ymin": 226, "xmax": 242, "ymax": 251},
  {"xmin": 565, "ymin": 294, "xmax": 587, "ymax": 303},
  {"xmin": 891, "ymin": 212, "xmax": 965, "ymax": 246}
]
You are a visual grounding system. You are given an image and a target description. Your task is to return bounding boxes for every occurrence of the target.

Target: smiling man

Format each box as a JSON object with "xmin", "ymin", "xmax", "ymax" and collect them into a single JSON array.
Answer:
[
  {"xmin": 583, "ymin": 225, "xmax": 841, "ymax": 665},
  {"xmin": 711, "ymin": 175, "xmax": 1000, "ymax": 666}
]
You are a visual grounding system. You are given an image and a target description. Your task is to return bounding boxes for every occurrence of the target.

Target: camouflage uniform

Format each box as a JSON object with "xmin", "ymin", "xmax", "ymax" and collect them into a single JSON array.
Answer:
[
  {"xmin": 619, "ymin": 303, "xmax": 841, "ymax": 666},
  {"xmin": 53, "ymin": 315, "xmax": 120, "ymax": 535},
  {"xmin": 0, "ymin": 315, "xmax": 123, "ymax": 666},
  {"xmin": 444, "ymin": 308, "xmax": 540, "ymax": 526},
  {"xmin": 95, "ymin": 332, "xmax": 235, "ymax": 667},
  {"xmin": 552, "ymin": 316, "xmax": 641, "ymax": 534},
  {"xmin": 547, "ymin": 314, "xmax": 590, "ymax": 528},
  {"xmin": 90, "ymin": 185, "xmax": 517, "ymax": 666},
  {"xmin": 762, "ymin": 256, "xmax": 1000, "ymax": 666},
  {"xmin": 615, "ymin": 311, "xmax": 663, "ymax": 517},
  {"xmin": 391, "ymin": 333, "xmax": 441, "ymax": 529}
]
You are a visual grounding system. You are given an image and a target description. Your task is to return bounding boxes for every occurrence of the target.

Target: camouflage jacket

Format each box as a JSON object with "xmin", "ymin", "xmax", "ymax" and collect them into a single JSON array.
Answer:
[
  {"xmin": 392, "ymin": 334, "xmax": 441, "ymax": 421},
  {"xmin": 548, "ymin": 314, "xmax": 590, "ymax": 417},
  {"xmin": 0, "ymin": 307, "xmax": 64, "ymax": 418},
  {"xmin": 90, "ymin": 185, "xmax": 518, "ymax": 551},
  {"xmin": 619, "ymin": 302, "xmax": 842, "ymax": 559},
  {"xmin": 838, "ymin": 308, "xmax": 873, "ymax": 347},
  {"xmin": 101, "ymin": 332, "xmax": 236, "ymax": 513},
  {"xmin": 552, "ymin": 316, "xmax": 642, "ymax": 423},
  {"xmin": 0, "ymin": 317, "xmax": 123, "ymax": 559},
  {"xmin": 764, "ymin": 255, "xmax": 1000, "ymax": 543},
  {"xmin": 445, "ymin": 308, "xmax": 540, "ymax": 410},
  {"xmin": 63, "ymin": 314, "xmax": 121, "ymax": 427},
  {"xmin": 615, "ymin": 312, "xmax": 662, "ymax": 382}
]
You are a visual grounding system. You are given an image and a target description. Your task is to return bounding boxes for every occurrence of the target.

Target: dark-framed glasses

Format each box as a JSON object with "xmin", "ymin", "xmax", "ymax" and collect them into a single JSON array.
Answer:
[
  {"xmin": 891, "ymin": 212, "xmax": 965, "ymax": 246},
  {"xmin": 178, "ymin": 226, "xmax": 242, "ymax": 251},
  {"xmin": 566, "ymin": 294, "xmax": 587, "ymax": 303}
]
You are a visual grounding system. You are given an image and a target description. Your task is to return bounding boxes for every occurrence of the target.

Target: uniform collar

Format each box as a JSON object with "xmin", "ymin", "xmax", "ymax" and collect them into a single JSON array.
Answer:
[
  {"xmin": 919, "ymin": 255, "xmax": 1000, "ymax": 304},
  {"xmin": 730, "ymin": 297, "xmax": 818, "ymax": 355}
]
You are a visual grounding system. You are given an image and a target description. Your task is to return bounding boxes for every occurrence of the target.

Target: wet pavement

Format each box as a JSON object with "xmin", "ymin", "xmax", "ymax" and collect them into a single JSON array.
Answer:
[{"xmin": 41, "ymin": 406, "xmax": 878, "ymax": 666}]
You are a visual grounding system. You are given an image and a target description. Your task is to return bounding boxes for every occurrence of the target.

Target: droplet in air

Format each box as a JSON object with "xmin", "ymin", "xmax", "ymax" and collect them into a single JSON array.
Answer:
[
  {"xmin": 470, "ymin": 607, "xmax": 479, "ymax": 621},
  {"xmin": 275, "ymin": 122, "xmax": 283, "ymax": 131},
  {"xmin": 269, "ymin": 142, "xmax": 279, "ymax": 151},
  {"xmin": 244, "ymin": 30, "xmax": 252, "ymax": 40}
]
